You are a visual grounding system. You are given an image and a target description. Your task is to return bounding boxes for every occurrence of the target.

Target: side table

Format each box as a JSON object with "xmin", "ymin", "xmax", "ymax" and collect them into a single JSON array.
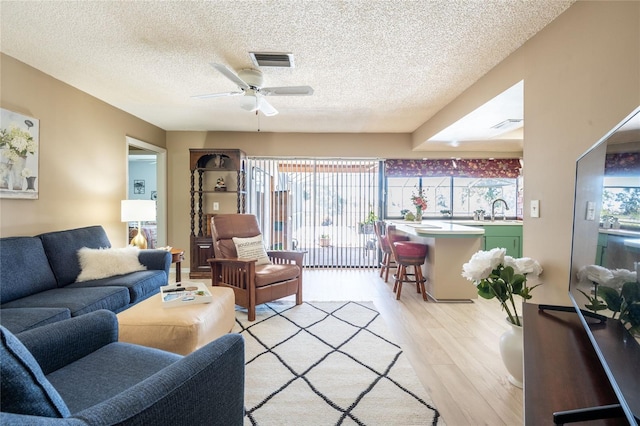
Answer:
[{"xmin": 170, "ymin": 248, "xmax": 184, "ymax": 282}]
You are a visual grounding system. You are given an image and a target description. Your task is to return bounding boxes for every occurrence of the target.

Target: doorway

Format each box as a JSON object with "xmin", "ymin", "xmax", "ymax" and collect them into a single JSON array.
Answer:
[{"xmin": 126, "ymin": 136, "xmax": 167, "ymax": 247}]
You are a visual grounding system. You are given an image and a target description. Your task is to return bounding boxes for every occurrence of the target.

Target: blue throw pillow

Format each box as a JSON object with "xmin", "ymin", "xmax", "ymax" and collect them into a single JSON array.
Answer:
[{"xmin": 0, "ymin": 326, "xmax": 70, "ymax": 418}]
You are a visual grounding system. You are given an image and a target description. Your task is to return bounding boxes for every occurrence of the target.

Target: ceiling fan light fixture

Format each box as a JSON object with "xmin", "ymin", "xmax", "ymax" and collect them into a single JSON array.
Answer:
[{"xmin": 240, "ymin": 93, "xmax": 258, "ymax": 112}]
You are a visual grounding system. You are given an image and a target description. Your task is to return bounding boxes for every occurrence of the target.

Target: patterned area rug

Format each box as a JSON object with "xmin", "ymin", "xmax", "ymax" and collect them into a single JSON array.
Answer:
[{"xmin": 234, "ymin": 301, "xmax": 444, "ymax": 426}]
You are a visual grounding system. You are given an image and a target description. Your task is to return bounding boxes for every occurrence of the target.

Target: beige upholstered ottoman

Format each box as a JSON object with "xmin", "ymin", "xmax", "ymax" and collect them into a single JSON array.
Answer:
[{"xmin": 117, "ymin": 286, "xmax": 235, "ymax": 355}]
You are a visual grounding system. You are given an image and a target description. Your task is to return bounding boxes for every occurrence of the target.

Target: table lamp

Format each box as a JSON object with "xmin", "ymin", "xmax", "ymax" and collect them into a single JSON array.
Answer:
[{"xmin": 121, "ymin": 200, "xmax": 156, "ymax": 249}]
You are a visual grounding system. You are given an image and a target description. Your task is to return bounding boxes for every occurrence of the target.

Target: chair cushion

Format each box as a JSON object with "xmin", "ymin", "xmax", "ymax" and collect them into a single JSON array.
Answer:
[
  {"xmin": 255, "ymin": 263, "xmax": 300, "ymax": 287},
  {"xmin": 0, "ymin": 236, "xmax": 58, "ymax": 303},
  {"xmin": 0, "ymin": 308, "xmax": 71, "ymax": 334},
  {"xmin": 66, "ymin": 270, "xmax": 165, "ymax": 304},
  {"xmin": 232, "ymin": 235, "xmax": 271, "ymax": 265},
  {"xmin": 394, "ymin": 241, "xmax": 428, "ymax": 264},
  {"xmin": 1, "ymin": 286, "xmax": 131, "ymax": 317},
  {"xmin": 46, "ymin": 342, "xmax": 180, "ymax": 414},
  {"xmin": 76, "ymin": 246, "xmax": 147, "ymax": 282},
  {"xmin": 0, "ymin": 326, "xmax": 70, "ymax": 418}
]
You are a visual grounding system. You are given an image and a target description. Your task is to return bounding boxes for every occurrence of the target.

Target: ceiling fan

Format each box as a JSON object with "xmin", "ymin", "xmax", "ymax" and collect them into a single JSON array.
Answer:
[{"xmin": 192, "ymin": 63, "xmax": 314, "ymax": 116}]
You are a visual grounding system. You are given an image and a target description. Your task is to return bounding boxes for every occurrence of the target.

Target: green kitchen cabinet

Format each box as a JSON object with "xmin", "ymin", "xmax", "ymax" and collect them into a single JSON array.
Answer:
[
  {"xmin": 478, "ymin": 225, "xmax": 522, "ymax": 257},
  {"xmin": 596, "ymin": 232, "xmax": 608, "ymax": 266}
]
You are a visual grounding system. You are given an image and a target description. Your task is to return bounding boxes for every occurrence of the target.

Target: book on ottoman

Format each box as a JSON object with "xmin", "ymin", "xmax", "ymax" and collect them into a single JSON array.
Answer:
[{"xmin": 161, "ymin": 282, "xmax": 212, "ymax": 308}]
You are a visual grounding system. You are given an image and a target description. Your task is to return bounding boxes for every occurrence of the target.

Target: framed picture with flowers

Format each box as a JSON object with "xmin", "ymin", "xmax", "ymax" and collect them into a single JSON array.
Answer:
[{"xmin": 0, "ymin": 108, "xmax": 39, "ymax": 199}]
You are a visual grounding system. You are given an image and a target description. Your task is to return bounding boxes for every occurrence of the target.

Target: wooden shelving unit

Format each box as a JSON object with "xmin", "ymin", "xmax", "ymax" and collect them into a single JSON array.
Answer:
[{"xmin": 189, "ymin": 149, "xmax": 246, "ymax": 279}]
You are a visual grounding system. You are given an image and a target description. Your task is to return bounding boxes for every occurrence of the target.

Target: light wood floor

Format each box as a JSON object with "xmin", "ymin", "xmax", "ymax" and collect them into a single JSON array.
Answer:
[
  {"xmin": 304, "ymin": 268, "xmax": 524, "ymax": 426},
  {"xmin": 179, "ymin": 268, "xmax": 524, "ymax": 426}
]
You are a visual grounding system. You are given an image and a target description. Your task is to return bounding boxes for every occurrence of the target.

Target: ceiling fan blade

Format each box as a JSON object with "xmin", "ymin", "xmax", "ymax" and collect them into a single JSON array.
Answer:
[
  {"xmin": 257, "ymin": 97, "xmax": 278, "ymax": 116},
  {"xmin": 211, "ymin": 63, "xmax": 249, "ymax": 90},
  {"xmin": 261, "ymin": 86, "xmax": 314, "ymax": 96},
  {"xmin": 191, "ymin": 91, "xmax": 244, "ymax": 99}
]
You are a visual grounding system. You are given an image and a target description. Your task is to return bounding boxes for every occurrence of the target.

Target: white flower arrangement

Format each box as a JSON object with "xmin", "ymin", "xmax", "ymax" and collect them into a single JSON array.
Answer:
[
  {"xmin": 0, "ymin": 125, "xmax": 37, "ymax": 163},
  {"xmin": 462, "ymin": 248, "xmax": 543, "ymax": 326},
  {"xmin": 21, "ymin": 168, "xmax": 32, "ymax": 178}
]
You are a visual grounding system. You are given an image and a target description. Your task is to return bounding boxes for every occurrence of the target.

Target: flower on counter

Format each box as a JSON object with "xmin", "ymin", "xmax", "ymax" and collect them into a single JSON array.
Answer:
[
  {"xmin": 21, "ymin": 168, "xmax": 32, "ymax": 178},
  {"xmin": 462, "ymin": 248, "xmax": 543, "ymax": 326},
  {"xmin": 411, "ymin": 188, "xmax": 428, "ymax": 211}
]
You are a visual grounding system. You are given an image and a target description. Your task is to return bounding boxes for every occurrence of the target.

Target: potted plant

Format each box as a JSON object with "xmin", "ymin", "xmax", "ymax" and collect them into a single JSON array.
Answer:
[
  {"xmin": 319, "ymin": 234, "xmax": 331, "ymax": 247},
  {"xmin": 358, "ymin": 210, "xmax": 377, "ymax": 234},
  {"xmin": 462, "ymin": 247, "xmax": 543, "ymax": 387}
]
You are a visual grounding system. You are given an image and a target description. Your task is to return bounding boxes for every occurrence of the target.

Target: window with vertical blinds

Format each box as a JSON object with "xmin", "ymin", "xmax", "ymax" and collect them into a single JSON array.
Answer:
[{"xmin": 246, "ymin": 158, "xmax": 380, "ymax": 268}]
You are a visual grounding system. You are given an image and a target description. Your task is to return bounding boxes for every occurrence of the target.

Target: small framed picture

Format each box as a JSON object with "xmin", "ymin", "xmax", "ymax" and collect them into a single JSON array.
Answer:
[{"xmin": 134, "ymin": 180, "xmax": 145, "ymax": 194}]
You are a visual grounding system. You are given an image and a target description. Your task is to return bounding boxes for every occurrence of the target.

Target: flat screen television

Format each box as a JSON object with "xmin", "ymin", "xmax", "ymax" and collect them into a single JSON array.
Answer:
[{"xmin": 568, "ymin": 106, "xmax": 640, "ymax": 425}]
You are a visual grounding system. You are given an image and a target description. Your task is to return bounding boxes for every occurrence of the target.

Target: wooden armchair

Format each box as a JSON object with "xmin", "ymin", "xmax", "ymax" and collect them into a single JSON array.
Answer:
[{"xmin": 207, "ymin": 214, "xmax": 305, "ymax": 321}]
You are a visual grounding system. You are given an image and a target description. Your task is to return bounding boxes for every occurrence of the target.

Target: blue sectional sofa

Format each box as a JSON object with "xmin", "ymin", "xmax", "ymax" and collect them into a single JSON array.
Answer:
[
  {"xmin": 0, "ymin": 310, "xmax": 245, "ymax": 425},
  {"xmin": 0, "ymin": 225, "xmax": 171, "ymax": 334}
]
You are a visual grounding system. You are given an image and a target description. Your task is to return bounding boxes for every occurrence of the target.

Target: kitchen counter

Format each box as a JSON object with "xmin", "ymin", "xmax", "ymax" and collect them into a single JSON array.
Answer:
[
  {"xmin": 599, "ymin": 228, "xmax": 640, "ymax": 237},
  {"xmin": 391, "ymin": 220, "xmax": 483, "ymax": 302},
  {"xmin": 393, "ymin": 220, "xmax": 485, "ymax": 237},
  {"xmin": 450, "ymin": 219, "xmax": 523, "ymax": 226}
]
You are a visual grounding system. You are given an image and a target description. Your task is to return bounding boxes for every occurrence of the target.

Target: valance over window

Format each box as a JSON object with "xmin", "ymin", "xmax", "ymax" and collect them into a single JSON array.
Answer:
[
  {"xmin": 384, "ymin": 158, "xmax": 522, "ymax": 178},
  {"xmin": 605, "ymin": 152, "xmax": 640, "ymax": 176}
]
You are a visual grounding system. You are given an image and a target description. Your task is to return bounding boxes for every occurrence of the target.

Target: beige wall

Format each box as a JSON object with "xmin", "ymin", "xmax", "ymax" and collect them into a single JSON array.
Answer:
[{"xmin": 0, "ymin": 54, "xmax": 166, "ymax": 246}]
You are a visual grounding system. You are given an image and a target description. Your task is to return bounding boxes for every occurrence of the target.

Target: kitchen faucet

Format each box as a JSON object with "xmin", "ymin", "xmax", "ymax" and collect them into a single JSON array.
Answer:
[{"xmin": 491, "ymin": 199, "xmax": 509, "ymax": 221}]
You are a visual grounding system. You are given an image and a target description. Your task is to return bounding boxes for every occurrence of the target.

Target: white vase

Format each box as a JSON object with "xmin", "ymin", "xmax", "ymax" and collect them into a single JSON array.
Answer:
[{"xmin": 499, "ymin": 316, "xmax": 523, "ymax": 388}]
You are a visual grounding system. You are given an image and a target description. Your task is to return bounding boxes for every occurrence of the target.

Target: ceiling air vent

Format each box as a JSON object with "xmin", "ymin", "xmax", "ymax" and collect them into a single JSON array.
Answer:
[
  {"xmin": 249, "ymin": 52, "xmax": 295, "ymax": 68},
  {"xmin": 491, "ymin": 118, "xmax": 523, "ymax": 130}
]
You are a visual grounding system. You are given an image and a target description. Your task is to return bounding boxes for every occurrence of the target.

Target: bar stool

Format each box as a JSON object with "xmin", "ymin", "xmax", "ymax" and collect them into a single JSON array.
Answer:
[
  {"xmin": 373, "ymin": 220, "xmax": 409, "ymax": 282},
  {"xmin": 387, "ymin": 225, "xmax": 428, "ymax": 301}
]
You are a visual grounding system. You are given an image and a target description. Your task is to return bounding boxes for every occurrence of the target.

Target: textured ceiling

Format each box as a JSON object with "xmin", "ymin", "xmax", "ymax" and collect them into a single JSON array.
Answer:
[{"xmin": 1, "ymin": 0, "xmax": 574, "ymax": 142}]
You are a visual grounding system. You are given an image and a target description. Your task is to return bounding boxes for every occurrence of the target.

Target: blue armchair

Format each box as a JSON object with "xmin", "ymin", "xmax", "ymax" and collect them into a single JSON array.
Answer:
[{"xmin": 0, "ymin": 310, "xmax": 244, "ymax": 425}]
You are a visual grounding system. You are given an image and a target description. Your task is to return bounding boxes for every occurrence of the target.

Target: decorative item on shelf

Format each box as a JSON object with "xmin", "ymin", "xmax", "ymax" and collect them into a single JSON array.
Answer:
[
  {"xmin": 214, "ymin": 177, "xmax": 227, "ymax": 192},
  {"xmin": 211, "ymin": 154, "xmax": 229, "ymax": 169},
  {"xmin": 462, "ymin": 248, "xmax": 543, "ymax": 387},
  {"xmin": 319, "ymin": 234, "xmax": 331, "ymax": 247},
  {"xmin": 121, "ymin": 199, "xmax": 157, "ymax": 249},
  {"xmin": 440, "ymin": 209, "xmax": 451, "ymax": 218},
  {"xmin": 576, "ymin": 264, "xmax": 640, "ymax": 338}
]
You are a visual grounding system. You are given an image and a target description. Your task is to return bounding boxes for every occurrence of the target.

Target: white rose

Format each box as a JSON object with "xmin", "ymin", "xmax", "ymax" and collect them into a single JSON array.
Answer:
[
  {"xmin": 605, "ymin": 268, "xmax": 636, "ymax": 291},
  {"xmin": 577, "ymin": 265, "xmax": 614, "ymax": 285},
  {"xmin": 461, "ymin": 248, "xmax": 506, "ymax": 282},
  {"xmin": 513, "ymin": 257, "xmax": 543, "ymax": 276}
]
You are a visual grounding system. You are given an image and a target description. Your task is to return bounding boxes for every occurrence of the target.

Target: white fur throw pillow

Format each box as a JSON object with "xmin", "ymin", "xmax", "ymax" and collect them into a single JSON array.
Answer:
[
  {"xmin": 76, "ymin": 246, "xmax": 147, "ymax": 282},
  {"xmin": 232, "ymin": 235, "xmax": 271, "ymax": 265}
]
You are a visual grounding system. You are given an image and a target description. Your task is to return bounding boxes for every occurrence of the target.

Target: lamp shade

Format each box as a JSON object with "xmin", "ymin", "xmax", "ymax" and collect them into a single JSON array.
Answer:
[{"xmin": 121, "ymin": 200, "xmax": 156, "ymax": 222}]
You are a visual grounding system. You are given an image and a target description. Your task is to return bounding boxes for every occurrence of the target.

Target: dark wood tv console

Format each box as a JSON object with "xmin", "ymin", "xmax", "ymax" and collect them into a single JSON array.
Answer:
[{"xmin": 523, "ymin": 303, "xmax": 630, "ymax": 425}]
